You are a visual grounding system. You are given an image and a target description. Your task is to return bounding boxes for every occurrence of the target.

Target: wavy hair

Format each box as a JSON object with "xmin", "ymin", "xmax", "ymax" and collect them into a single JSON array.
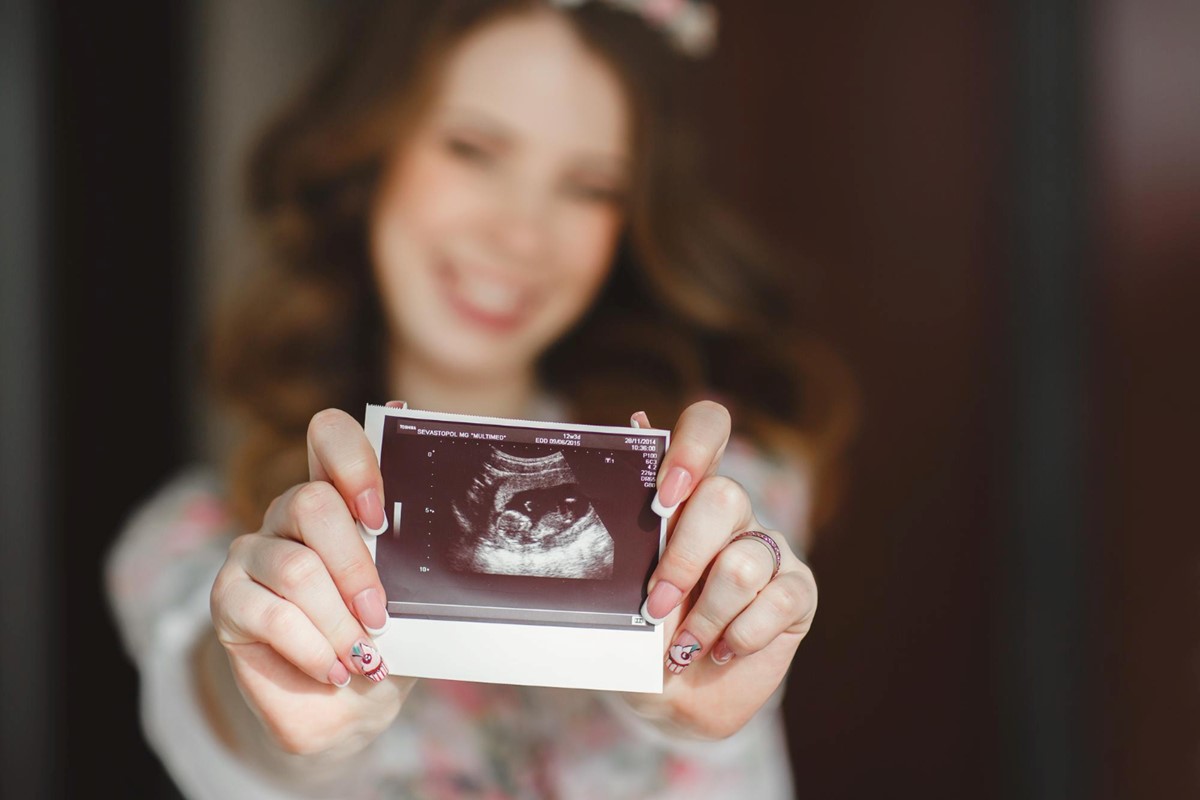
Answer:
[{"xmin": 211, "ymin": 0, "xmax": 857, "ymax": 528}]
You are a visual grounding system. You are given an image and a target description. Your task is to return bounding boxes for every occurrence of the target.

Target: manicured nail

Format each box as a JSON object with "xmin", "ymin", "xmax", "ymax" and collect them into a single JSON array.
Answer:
[
  {"xmin": 356, "ymin": 489, "xmax": 388, "ymax": 536},
  {"xmin": 640, "ymin": 581, "xmax": 683, "ymax": 624},
  {"xmin": 385, "ymin": 400, "xmax": 408, "ymax": 409},
  {"xmin": 328, "ymin": 661, "xmax": 351, "ymax": 688},
  {"xmin": 630, "ymin": 411, "xmax": 649, "ymax": 429},
  {"xmin": 630, "ymin": 415, "xmax": 641, "ymax": 429},
  {"xmin": 350, "ymin": 639, "xmax": 389, "ymax": 682},
  {"xmin": 666, "ymin": 630, "xmax": 702, "ymax": 674},
  {"xmin": 353, "ymin": 587, "xmax": 389, "ymax": 636},
  {"xmin": 710, "ymin": 640, "xmax": 735, "ymax": 666},
  {"xmin": 651, "ymin": 466, "xmax": 691, "ymax": 518}
]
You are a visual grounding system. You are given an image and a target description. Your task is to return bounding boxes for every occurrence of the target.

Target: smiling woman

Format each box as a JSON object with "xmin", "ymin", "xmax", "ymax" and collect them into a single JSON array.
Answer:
[
  {"xmin": 104, "ymin": 1, "xmax": 856, "ymax": 798},
  {"xmin": 370, "ymin": 12, "xmax": 630, "ymax": 390},
  {"xmin": 212, "ymin": 2, "xmax": 852, "ymax": 527}
]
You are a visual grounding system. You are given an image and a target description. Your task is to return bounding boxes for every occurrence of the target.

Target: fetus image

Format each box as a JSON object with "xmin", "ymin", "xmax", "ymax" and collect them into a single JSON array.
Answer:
[{"xmin": 451, "ymin": 448, "xmax": 614, "ymax": 579}]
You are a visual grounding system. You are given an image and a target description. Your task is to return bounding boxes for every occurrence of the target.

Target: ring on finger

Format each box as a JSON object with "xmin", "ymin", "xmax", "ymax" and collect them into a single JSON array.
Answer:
[{"xmin": 731, "ymin": 530, "xmax": 782, "ymax": 581}]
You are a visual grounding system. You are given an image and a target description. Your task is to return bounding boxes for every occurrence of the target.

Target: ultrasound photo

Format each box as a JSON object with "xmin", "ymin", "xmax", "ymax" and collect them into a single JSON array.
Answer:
[
  {"xmin": 365, "ymin": 405, "xmax": 670, "ymax": 690},
  {"xmin": 372, "ymin": 409, "xmax": 667, "ymax": 630},
  {"xmin": 450, "ymin": 447, "xmax": 614, "ymax": 580}
]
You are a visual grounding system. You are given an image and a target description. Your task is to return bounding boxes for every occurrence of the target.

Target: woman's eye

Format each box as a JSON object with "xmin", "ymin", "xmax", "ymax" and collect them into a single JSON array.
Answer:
[
  {"xmin": 445, "ymin": 136, "xmax": 493, "ymax": 165},
  {"xmin": 563, "ymin": 181, "xmax": 624, "ymax": 205}
]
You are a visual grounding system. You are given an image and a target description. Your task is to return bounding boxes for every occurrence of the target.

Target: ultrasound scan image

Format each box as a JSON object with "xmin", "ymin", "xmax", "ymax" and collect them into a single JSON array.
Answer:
[
  {"xmin": 374, "ymin": 412, "xmax": 665, "ymax": 628},
  {"xmin": 450, "ymin": 447, "xmax": 614, "ymax": 579}
]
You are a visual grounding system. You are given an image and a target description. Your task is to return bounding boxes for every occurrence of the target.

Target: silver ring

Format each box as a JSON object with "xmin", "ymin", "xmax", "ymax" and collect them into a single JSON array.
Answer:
[{"xmin": 731, "ymin": 530, "xmax": 782, "ymax": 581}]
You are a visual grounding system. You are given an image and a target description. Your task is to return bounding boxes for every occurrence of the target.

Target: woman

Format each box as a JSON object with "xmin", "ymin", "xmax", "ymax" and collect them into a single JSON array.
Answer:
[{"xmin": 107, "ymin": 1, "xmax": 853, "ymax": 797}]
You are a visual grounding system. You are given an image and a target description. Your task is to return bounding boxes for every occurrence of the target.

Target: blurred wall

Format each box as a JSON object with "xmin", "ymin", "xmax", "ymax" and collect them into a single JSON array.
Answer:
[
  {"xmin": 46, "ymin": 3, "xmax": 188, "ymax": 796},
  {"xmin": 1, "ymin": 2, "xmax": 54, "ymax": 796},
  {"xmin": 703, "ymin": 1, "xmax": 1006, "ymax": 794},
  {"xmin": 186, "ymin": 0, "xmax": 327, "ymax": 461},
  {"xmin": 1093, "ymin": 0, "xmax": 1200, "ymax": 795}
]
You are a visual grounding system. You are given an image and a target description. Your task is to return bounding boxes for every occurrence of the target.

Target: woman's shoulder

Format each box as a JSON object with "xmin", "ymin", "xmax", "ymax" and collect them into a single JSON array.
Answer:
[
  {"xmin": 107, "ymin": 467, "xmax": 234, "ymax": 572},
  {"xmin": 120, "ymin": 466, "xmax": 230, "ymax": 530},
  {"xmin": 105, "ymin": 467, "xmax": 237, "ymax": 657}
]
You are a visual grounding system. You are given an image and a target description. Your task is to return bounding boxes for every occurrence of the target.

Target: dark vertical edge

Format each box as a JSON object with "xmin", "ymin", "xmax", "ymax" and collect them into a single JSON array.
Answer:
[
  {"xmin": 0, "ymin": 0, "xmax": 59, "ymax": 797},
  {"xmin": 179, "ymin": 0, "xmax": 205, "ymax": 461},
  {"xmin": 1002, "ymin": 0, "xmax": 1093, "ymax": 798},
  {"xmin": 45, "ymin": 1, "xmax": 191, "ymax": 795}
]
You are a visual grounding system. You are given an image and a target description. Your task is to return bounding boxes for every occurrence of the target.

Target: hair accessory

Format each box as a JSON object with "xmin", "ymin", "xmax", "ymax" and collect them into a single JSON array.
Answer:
[
  {"xmin": 731, "ymin": 530, "xmax": 782, "ymax": 581},
  {"xmin": 550, "ymin": 0, "xmax": 718, "ymax": 58}
]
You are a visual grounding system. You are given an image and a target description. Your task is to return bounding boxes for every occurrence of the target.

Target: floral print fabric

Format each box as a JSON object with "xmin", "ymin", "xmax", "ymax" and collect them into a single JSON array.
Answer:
[{"xmin": 105, "ymin": 438, "xmax": 809, "ymax": 799}]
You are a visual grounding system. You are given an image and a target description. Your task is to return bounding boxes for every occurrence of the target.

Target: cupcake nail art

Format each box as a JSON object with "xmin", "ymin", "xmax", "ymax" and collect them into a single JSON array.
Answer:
[
  {"xmin": 666, "ymin": 631, "xmax": 702, "ymax": 674},
  {"xmin": 350, "ymin": 639, "xmax": 389, "ymax": 682}
]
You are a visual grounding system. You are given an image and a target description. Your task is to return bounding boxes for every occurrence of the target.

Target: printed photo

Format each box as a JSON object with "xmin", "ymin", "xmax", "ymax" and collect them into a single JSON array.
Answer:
[{"xmin": 373, "ymin": 408, "xmax": 667, "ymax": 630}]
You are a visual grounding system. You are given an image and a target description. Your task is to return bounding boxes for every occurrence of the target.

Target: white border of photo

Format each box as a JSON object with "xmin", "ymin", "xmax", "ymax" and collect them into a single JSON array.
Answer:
[{"xmin": 362, "ymin": 403, "xmax": 667, "ymax": 693}]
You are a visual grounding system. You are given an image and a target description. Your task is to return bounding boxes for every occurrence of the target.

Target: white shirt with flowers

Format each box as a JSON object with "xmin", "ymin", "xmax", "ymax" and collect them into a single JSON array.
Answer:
[{"xmin": 106, "ymin": 433, "xmax": 811, "ymax": 800}]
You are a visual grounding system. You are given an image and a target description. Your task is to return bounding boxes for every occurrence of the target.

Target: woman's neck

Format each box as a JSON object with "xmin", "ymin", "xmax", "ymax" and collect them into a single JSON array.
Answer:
[{"xmin": 387, "ymin": 349, "xmax": 539, "ymax": 420}]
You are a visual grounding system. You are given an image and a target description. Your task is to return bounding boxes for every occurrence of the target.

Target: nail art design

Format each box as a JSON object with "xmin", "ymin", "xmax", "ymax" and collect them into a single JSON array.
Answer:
[
  {"xmin": 351, "ymin": 640, "xmax": 389, "ymax": 682},
  {"xmin": 666, "ymin": 633, "xmax": 702, "ymax": 674}
]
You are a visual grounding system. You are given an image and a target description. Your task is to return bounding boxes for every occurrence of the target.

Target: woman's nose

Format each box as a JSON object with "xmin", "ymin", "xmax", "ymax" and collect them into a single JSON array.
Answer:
[{"xmin": 488, "ymin": 179, "xmax": 551, "ymax": 265}]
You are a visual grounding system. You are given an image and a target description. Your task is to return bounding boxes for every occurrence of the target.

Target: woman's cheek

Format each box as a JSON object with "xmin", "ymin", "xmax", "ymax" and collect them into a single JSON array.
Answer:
[
  {"xmin": 560, "ymin": 204, "xmax": 624, "ymax": 283},
  {"xmin": 392, "ymin": 149, "xmax": 480, "ymax": 230}
]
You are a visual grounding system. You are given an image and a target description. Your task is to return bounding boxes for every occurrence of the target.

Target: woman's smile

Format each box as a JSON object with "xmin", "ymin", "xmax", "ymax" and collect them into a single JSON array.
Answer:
[{"xmin": 435, "ymin": 256, "xmax": 535, "ymax": 334}]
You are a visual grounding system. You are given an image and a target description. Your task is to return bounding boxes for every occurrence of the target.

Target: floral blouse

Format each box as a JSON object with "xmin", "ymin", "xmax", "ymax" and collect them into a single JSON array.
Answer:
[{"xmin": 105, "ymin": 436, "xmax": 811, "ymax": 799}]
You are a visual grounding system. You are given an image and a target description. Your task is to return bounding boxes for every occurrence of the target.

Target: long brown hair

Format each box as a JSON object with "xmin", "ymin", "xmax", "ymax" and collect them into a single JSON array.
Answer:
[{"xmin": 212, "ymin": 0, "xmax": 857, "ymax": 528}]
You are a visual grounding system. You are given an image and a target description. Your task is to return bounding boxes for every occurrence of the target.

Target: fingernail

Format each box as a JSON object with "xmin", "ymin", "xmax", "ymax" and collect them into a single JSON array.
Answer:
[
  {"xmin": 630, "ymin": 414, "xmax": 641, "ymax": 429},
  {"xmin": 640, "ymin": 581, "xmax": 682, "ymax": 624},
  {"xmin": 353, "ymin": 587, "xmax": 390, "ymax": 636},
  {"xmin": 385, "ymin": 400, "xmax": 408, "ymax": 409},
  {"xmin": 328, "ymin": 661, "xmax": 351, "ymax": 688},
  {"xmin": 350, "ymin": 639, "xmax": 389, "ymax": 682},
  {"xmin": 651, "ymin": 466, "xmax": 691, "ymax": 518},
  {"xmin": 356, "ymin": 489, "xmax": 388, "ymax": 536},
  {"xmin": 666, "ymin": 630, "xmax": 702, "ymax": 674},
  {"xmin": 630, "ymin": 411, "xmax": 649, "ymax": 429},
  {"xmin": 711, "ymin": 640, "xmax": 735, "ymax": 665}
]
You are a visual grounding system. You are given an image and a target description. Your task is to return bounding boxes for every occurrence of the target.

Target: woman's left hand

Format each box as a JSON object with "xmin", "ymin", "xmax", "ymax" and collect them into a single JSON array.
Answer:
[{"xmin": 625, "ymin": 401, "xmax": 817, "ymax": 740}]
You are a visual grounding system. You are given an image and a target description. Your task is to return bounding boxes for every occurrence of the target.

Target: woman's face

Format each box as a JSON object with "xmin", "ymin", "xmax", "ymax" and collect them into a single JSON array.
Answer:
[{"xmin": 370, "ymin": 10, "xmax": 631, "ymax": 383}]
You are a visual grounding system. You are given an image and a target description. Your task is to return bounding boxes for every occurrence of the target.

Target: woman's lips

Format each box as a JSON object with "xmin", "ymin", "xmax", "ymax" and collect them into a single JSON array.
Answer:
[{"xmin": 437, "ymin": 259, "xmax": 531, "ymax": 333}]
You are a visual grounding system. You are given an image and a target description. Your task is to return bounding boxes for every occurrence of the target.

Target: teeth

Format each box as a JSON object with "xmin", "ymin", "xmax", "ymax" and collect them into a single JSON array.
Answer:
[{"xmin": 456, "ymin": 275, "xmax": 522, "ymax": 315}]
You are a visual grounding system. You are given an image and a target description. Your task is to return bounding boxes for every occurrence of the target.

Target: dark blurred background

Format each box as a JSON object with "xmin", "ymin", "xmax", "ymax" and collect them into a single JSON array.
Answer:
[{"xmin": 3, "ymin": 1, "xmax": 1197, "ymax": 798}]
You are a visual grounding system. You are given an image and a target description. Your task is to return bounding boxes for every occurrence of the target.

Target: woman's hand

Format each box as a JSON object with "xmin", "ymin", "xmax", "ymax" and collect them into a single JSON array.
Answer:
[
  {"xmin": 626, "ymin": 401, "xmax": 818, "ymax": 740},
  {"xmin": 209, "ymin": 408, "xmax": 413, "ymax": 757}
]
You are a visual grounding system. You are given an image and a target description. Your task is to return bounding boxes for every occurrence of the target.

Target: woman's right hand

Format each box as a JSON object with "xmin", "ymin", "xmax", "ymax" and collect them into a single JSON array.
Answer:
[{"xmin": 209, "ymin": 408, "xmax": 413, "ymax": 757}]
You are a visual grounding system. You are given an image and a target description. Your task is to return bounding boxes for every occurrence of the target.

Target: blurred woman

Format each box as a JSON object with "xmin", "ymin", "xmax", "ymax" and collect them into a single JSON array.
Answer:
[{"xmin": 107, "ymin": 1, "xmax": 854, "ymax": 797}]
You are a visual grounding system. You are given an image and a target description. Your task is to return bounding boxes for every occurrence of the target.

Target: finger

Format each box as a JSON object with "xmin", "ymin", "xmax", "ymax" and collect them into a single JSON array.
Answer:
[
  {"xmin": 263, "ymin": 482, "xmax": 390, "ymax": 636},
  {"xmin": 661, "ymin": 531, "xmax": 780, "ymax": 674},
  {"xmin": 710, "ymin": 566, "xmax": 817, "ymax": 666},
  {"xmin": 385, "ymin": 400, "xmax": 408, "ymax": 409},
  {"xmin": 640, "ymin": 474, "xmax": 756, "ymax": 624},
  {"xmin": 306, "ymin": 408, "xmax": 388, "ymax": 536},
  {"xmin": 233, "ymin": 534, "xmax": 388, "ymax": 682},
  {"xmin": 650, "ymin": 400, "xmax": 731, "ymax": 519},
  {"xmin": 211, "ymin": 572, "xmax": 352, "ymax": 687}
]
